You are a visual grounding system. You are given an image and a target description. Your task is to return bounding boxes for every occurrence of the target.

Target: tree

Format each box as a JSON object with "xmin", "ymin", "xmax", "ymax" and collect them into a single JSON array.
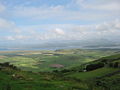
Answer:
[{"xmin": 86, "ymin": 62, "xmax": 104, "ymax": 71}]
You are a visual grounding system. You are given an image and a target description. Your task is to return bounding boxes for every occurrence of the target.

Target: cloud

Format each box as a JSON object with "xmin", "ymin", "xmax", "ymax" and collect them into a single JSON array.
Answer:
[
  {"xmin": 13, "ymin": 5, "xmax": 65, "ymax": 19},
  {"xmin": 0, "ymin": 4, "xmax": 6, "ymax": 13},
  {"xmin": 0, "ymin": 0, "xmax": 118, "ymax": 25},
  {"xmin": 0, "ymin": 0, "xmax": 120, "ymax": 44},
  {"xmin": 1, "ymin": 19, "xmax": 120, "ymax": 43},
  {"xmin": 9, "ymin": 1, "xmax": 119, "ymax": 22},
  {"xmin": 84, "ymin": 3, "xmax": 120, "ymax": 11},
  {"xmin": 75, "ymin": 0, "xmax": 120, "ymax": 11},
  {"xmin": 54, "ymin": 28, "xmax": 65, "ymax": 35},
  {"xmin": 15, "ymin": 19, "xmax": 120, "ymax": 41},
  {"xmin": 95, "ymin": 19, "xmax": 120, "ymax": 31},
  {"xmin": 5, "ymin": 35, "xmax": 29, "ymax": 41},
  {"xmin": 0, "ymin": 18, "xmax": 21, "ymax": 34},
  {"xmin": 0, "ymin": 18, "xmax": 15, "ymax": 29},
  {"xmin": 6, "ymin": 36, "xmax": 15, "ymax": 41}
]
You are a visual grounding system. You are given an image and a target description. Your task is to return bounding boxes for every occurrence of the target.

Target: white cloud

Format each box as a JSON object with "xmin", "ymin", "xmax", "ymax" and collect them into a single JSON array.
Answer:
[
  {"xmin": 0, "ymin": 4, "xmax": 6, "ymax": 13},
  {"xmin": 54, "ymin": 28, "xmax": 65, "ymax": 35},
  {"xmin": 18, "ymin": 19, "xmax": 120, "ymax": 41},
  {"xmin": 10, "ymin": 1, "xmax": 119, "ymax": 22},
  {"xmin": 0, "ymin": 18, "xmax": 22, "ymax": 34},
  {"xmin": 1, "ymin": 0, "xmax": 120, "ymax": 22},
  {"xmin": 6, "ymin": 36, "xmax": 15, "ymax": 41},
  {"xmin": 2, "ymin": 19, "xmax": 120, "ymax": 42},
  {"xmin": 84, "ymin": 3, "xmax": 120, "ymax": 11},
  {"xmin": 13, "ymin": 5, "xmax": 64, "ymax": 19},
  {"xmin": 6, "ymin": 35, "xmax": 29, "ymax": 41},
  {"xmin": 0, "ymin": 0, "xmax": 120, "ymax": 43},
  {"xmin": 13, "ymin": 28, "xmax": 21, "ymax": 34},
  {"xmin": 95, "ymin": 19, "xmax": 120, "ymax": 31},
  {"xmin": 76, "ymin": 0, "xmax": 120, "ymax": 11},
  {"xmin": 0, "ymin": 18, "xmax": 15, "ymax": 29}
]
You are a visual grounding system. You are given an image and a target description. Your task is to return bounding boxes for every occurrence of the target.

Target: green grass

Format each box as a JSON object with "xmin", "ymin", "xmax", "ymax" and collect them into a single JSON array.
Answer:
[
  {"xmin": 0, "ymin": 68, "xmax": 89, "ymax": 90},
  {"xmin": 66, "ymin": 67, "xmax": 119, "ymax": 80},
  {"xmin": 0, "ymin": 50, "xmax": 120, "ymax": 90}
]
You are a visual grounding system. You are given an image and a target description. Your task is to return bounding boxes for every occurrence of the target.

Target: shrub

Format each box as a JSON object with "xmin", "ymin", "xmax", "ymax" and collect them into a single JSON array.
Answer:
[{"xmin": 86, "ymin": 63, "xmax": 104, "ymax": 71}]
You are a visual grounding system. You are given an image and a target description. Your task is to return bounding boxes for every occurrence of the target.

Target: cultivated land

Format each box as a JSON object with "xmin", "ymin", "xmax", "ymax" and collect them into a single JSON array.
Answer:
[
  {"xmin": 0, "ymin": 49, "xmax": 120, "ymax": 90},
  {"xmin": 0, "ymin": 49, "xmax": 118, "ymax": 72}
]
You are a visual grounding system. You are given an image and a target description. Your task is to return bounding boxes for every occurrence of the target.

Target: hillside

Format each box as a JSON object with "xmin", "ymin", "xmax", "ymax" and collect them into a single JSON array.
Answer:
[
  {"xmin": 0, "ymin": 53, "xmax": 120, "ymax": 90},
  {"xmin": 0, "ymin": 49, "xmax": 118, "ymax": 72}
]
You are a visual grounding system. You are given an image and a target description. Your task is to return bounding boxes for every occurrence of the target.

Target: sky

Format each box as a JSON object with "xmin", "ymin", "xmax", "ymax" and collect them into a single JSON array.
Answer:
[{"xmin": 0, "ymin": 0, "xmax": 120, "ymax": 47}]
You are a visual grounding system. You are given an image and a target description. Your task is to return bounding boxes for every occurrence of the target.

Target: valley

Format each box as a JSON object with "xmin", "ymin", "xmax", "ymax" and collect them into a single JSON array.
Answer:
[
  {"xmin": 0, "ymin": 49, "xmax": 120, "ymax": 90},
  {"xmin": 0, "ymin": 49, "xmax": 118, "ymax": 72}
]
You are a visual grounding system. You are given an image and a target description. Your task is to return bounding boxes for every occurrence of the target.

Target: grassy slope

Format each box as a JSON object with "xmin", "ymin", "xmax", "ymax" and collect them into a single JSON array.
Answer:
[
  {"xmin": 66, "ymin": 67, "xmax": 119, "ymax": 80},
  {"xmin": 0, "ymin": 68, "xmax": 88, "ymax": 90},
  {"xmin": 0, "ymin": 53, "xmax": 120, "ymax": 90}
]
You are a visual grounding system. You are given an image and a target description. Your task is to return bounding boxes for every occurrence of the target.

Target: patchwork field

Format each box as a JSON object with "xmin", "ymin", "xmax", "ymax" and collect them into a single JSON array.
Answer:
[{"xmin": 0, "ymin": 49, "xmax": 118, "ymax": 72}]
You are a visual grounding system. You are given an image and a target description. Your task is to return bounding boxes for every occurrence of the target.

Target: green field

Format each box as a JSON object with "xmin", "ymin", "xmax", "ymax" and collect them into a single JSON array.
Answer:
[
  {"xmin": 66, "ymin": 67, "xmax": 119, "ymax": 80},
  {"xmin": 0, "ymin": 49, "xmax": 118, "ymax": 72},
  {"xmin": 0, "ymin": 49, "xmax": 120, "ymax": 90}
]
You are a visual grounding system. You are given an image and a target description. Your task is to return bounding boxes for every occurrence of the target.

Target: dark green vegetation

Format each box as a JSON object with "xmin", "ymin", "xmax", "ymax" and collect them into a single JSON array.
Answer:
[{"xmin": 0, "ymin": 49, "xmax": 120, "ymax": 90}]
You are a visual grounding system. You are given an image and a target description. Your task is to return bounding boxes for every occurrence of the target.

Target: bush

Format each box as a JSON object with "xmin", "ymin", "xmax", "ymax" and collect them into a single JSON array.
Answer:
[
  {"xmin": 113, "ymin": 62, "xmax": 119, "ymax": 68},
  {"xmin": 86, "ymin": 63, "xmax": 104, "ymax": 71},
  {"xmin": 60, "ymin": 69, "xmax": 70, "ymax": 73},
  {"xmin": 108, "ymin": 62, "xmax": 119, "ymax": 68}
]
